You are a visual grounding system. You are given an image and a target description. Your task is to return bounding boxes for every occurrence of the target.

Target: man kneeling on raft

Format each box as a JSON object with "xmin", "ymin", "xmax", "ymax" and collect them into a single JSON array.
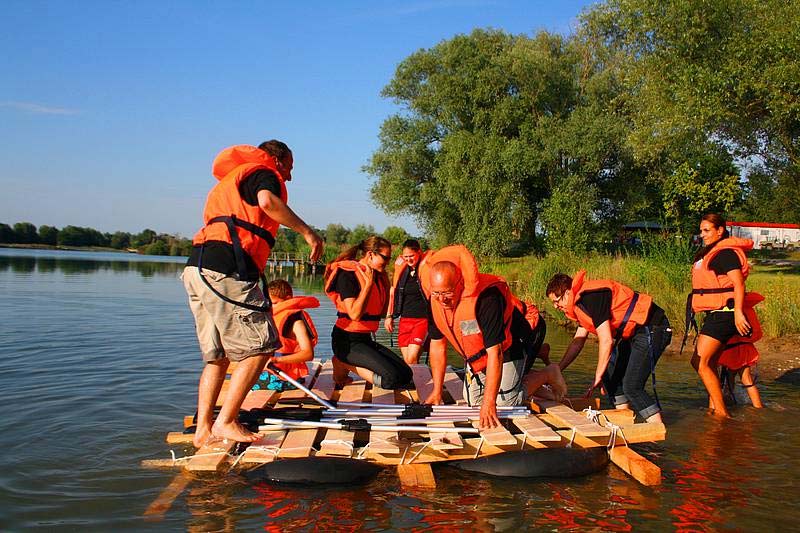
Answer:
[{"xmin": 421, "ymin": 246, "xmax": 566, "ymax": 429}]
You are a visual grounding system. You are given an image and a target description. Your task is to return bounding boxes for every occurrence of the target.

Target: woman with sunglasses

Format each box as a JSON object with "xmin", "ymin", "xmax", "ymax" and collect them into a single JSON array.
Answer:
[{"xmin": 324, "ymin": 236, "xmax": 413, "ymax": 389}]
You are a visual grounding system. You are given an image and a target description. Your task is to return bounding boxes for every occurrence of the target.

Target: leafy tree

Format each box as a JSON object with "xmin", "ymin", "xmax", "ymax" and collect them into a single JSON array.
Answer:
[
  {"xmin": 0, "ymin": 223, "xmax": 15, "ymax": 243},
  {"xmin": 109, "ymin": 231, "xmax": 131, "ymax": 249},
  {"xmin": 382, "ymin": 226, "xmax": 410, "ymax": 246},
  {"xmin": 325, "ymin": 223, "xmax": 351, "ymax": 246},
  {"xmin": 131, "ymin": 229, "xmax": 157, "ymax": 247},
  {"xmin": 662, "ymin": 161, "xmax": 743, "ymax": 233},
  {"xmin": 348, "ymin": 224, "xmax": 376, "ymax": 246},
  {"xmin": 540, "ymin": 174, "xmax": 600, "ymax": 253},
  {"xmin": 144, "ymin": 240, "xmax": 169, "ymax": 256},
  {"xmin": 38, "ymin": 225, "xmax": 59, "ymax": 245},
  {"xmin": 13, "ymin": 222, "xmax": 38, "ymax": 244}
]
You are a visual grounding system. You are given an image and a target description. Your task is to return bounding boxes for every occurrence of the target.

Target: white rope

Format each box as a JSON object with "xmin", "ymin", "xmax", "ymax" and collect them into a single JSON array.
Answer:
[
  {"xmin": 406, "ymin": 440, "xmax": 432, "ymax": 464},
  {"xmin": 473, "ymin": 436, "xmax": 485, "ymax": 459},
  {"xmin": 320, "ymin": 439, "xmax": 355, "ymax": 457},
  {"xmin": 520, "ymin": 432, "xmax": 527, "ymax": 450},
  {"xmin": 582, "ymin": 407, "xmax": 603, "ymax": 425},
  {"xmin": 566, "ymin": 427, "xmax": 577, "ymax": 448}
]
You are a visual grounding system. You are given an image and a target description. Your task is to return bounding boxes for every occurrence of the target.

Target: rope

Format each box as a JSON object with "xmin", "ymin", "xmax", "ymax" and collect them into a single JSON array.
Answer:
[
  {"xmin": 473, "ymin": 436, "xmax": 485, "ymax": 459},
  {"xmin": 566, "ymin": 428, "xmax": 577, "ymax": 448},
  {"xmin": 406, "ymin": 440, "xmax": 433, "ymax": 464}
]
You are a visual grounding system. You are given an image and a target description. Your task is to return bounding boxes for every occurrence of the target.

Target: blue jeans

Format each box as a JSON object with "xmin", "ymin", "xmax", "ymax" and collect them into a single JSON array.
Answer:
[{"xmin": 603, "ymin": 314, "xmax": 671, "ymax": 420}]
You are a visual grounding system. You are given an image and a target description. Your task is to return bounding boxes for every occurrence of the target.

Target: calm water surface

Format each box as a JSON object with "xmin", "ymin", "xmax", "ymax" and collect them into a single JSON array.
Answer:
[{"xmin": 1, "ymin": 248, "xmax": 799, "ymax": 531}]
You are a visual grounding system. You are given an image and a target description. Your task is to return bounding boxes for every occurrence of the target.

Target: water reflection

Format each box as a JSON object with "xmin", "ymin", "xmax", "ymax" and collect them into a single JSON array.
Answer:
[{"xmin": 0, "ymin": 253, "xmax": 185, "ymax": 277}]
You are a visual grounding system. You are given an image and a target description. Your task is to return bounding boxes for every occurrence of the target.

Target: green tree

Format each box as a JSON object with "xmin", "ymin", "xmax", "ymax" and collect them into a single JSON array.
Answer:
[
  {"xmin": 13, "ymin": 222, "xmax": 38, "ymax": 244},
  {"xmin": 382, "ymin": 226, "xmax": 410, "ymax": 245},
  {"xmin": 38, "ymin": 225, "xmax": 59, "ymax": 245},
  {"xmin": 540, "ymin": 174, "xmax": 600, "ymax": 253},
  {"xmin": 0, "ymin": 223, "xmax": 16, "ymax": 243},
  {"xmin": 109, "ymin": 231, "xmax": 131, "ymax": 249},
  {"xmin": 348, "ymin": 224, "xmax": 375, "ymax": 246},
  {"xmin": 144, "ymin": 240, "xmax": 169, "ymax": 256},
  {"xmin": 132, "ymin": 229, "xmax": 157, "ymax": 247},
  {"xmin": 662, "ymin": 161, "xmax": 743, "ymax": 233},
  {"xmin": 325, "ymin": 223, "xmax": 351, "ymax": 246}
]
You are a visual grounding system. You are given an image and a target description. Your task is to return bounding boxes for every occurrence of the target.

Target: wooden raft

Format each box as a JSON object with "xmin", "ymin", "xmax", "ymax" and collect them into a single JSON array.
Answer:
[{"xmin": 154, "ymin": 361, "xmax": 666, "ymax": 488}]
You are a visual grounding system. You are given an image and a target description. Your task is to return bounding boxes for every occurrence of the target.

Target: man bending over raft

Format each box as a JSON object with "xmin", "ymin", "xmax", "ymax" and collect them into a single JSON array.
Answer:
[
  {"xmin": 421, "ymin": 245, "xmax": 566, "ymax": 428},
  {"xmin": 183, "ymin": 141, "xmax": 323, "ymax": 447}
]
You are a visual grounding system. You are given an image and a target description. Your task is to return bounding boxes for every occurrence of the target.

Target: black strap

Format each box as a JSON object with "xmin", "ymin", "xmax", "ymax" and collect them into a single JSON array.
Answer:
[
  {"xmin": 645, "ymin": 326, "xmax": 661, "ymax": 409},
  {"xmin": 691, "ymin": 287, "xmax": 734, "ymax": 295},
  {"xmin": 336, "ymin": 311, "xmax": 382, "ymax": 321},
  {"xmin": 197, "ymin": 243, "xmax": 272, "ymax": 313},
  {"xmin": 606, "ymin": 292, "xmax": 640, "ymax": 366},
  {"xmin": 207, "ymin": 215, "xmax": 276, "ymax": 282},
  {"xmin": 680, "ymin": 293, "xmax": 699, "ymax": 354}
]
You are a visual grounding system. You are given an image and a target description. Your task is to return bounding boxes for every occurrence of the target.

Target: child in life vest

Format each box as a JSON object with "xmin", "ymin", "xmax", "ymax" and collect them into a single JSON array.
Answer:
[{"xmin": 253, "ymin": 279, "xmax": 319, "ymax": 391}]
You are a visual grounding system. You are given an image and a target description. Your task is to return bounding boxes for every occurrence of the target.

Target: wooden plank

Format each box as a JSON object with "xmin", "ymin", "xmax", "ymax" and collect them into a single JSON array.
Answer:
[
  {"xmin": 166, "ymin": 432, "xmax": 194, "ymax": 445},
  {"xmin": 471, "ymin": 421, "xmax": 518, "ymax": 447},
  {"xmin": 512, "ymin": 415, "xmax": 562, "ymax": 442},
  {"xmin": 318, "ymin": 381, "xmax": 367, "ymax": 456},
  {"xmin": 310, "ymin": 361, "xmax": 337, "ymax": 405},
  {"xmin": 240, "ymin": 430, "xmax": 287, "ymax": 464},
  {"xmin": 409, "ymin": 365, "xmax": 464, "ymax": 450},
  {"xmin": 397, "ymin": 463, "xmax": 436, "ymax": 488},
  {"xmin": 277, "ymin": 428, "xmax": 319, "ymax": 458},
  {"xmin": 273, "ymin": 361, "xmax": 322, "ymax": 403},
  {"xmin": 185, "ymin": 438, "xmax": 236, "ymax": 471},
  {"xmin": 553, "ymin": 421, "xmax": 665, "ymax": 448},
  {"xmin": 144, "ymin": 472, "xmax": 192, "ymax": 520},
  {"xmin": 368, "ymin": 384, "xmax": 402, "ymax": 454},
  {"xmin": 601, "ymin": 408, "xmax": 635, "ymax": 426},
  {"xmin": 530, "ymin": 397, "xmax": 600, "ymax": 413},
  {"xmin": 544, "ymin": 404, "xmax": 611, "ymax": 438},
  {"xmin": 443, "ymin": 367, "xmax": 467, "ymax": 405},
  {"xmin": 609, "ymin": 446, "xmax": 661, "ymax": 486},
  {"xmin": 241, "ymin": 389, "xmax": 276, "ymax": 411}
]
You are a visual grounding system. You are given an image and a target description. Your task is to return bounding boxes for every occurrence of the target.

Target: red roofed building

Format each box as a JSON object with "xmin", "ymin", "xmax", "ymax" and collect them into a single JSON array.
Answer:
[{"xmin": 727, "ymin": 221, "xmax": 800, "ymax": 250}]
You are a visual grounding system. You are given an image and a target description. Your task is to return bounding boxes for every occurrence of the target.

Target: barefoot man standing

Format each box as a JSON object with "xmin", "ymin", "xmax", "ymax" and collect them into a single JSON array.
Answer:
[{"xmin": 182, "ymin": 141, "xmax": 323, "ymax": 447}]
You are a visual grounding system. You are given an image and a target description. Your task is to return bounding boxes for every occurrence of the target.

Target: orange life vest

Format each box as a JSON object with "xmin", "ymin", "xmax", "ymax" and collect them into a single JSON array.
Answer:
[
  {"xmin": 271, "ymin": 296, "xmax": 319, "ymax": 379},
  {"xmin": 324, "ymin": 261, "xmax": 389, "ymax": 333},
  {"xmin": 718, "ymin": 292, "xmax": 763, "ymax": 370},
  {"xmin": 690, "ymin": 237, "xmax": 752, "ymax": 312},
  {"xmin": 387, "ymin": 250, "xmax": 433, "ymax": 317},
  {"xmin": 425, "ymin": 245, "xmax": 519, "ymax": 373},
  {"xmin": 564, "ymin": 270, "xmax": 653, "ymax": 340},
  {"xmin": 192, "ymin": 145, "xmax": 288, "ymax": 273}
]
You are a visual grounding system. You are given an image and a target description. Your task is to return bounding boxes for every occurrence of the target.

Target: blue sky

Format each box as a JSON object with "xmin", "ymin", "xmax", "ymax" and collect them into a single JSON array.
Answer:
[{"xmin": 1, "ymin": 0, "xmax": 595, "ymax": 238}]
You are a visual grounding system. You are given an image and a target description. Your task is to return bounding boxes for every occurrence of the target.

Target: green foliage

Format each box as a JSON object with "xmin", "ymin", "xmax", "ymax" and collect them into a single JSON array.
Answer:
[
  {"xmin": 144, "ymin": 240, "xmax": 169, "ymax": 256},
  {"xmin": 109, "ymin": 231, "xmax": 131, "ymax": 249},
  {"xmin": 38, "ymin": 225, "xmax": 59, "ymax": 245},
  {"xmin": 57, "ymin": 226, "xmax": 109, "ymax": 247},
  {"xmin": 131, "ymin": 229, "xmax": 156, "ymax": 248},
  {"xmin": 324, "ymin": 223, "xmax": 350, "ymax": 246},
  {"xmin": 0, "ymin": 223, "xmax": 16, "ymax": 243},
  {"xmin": 348, "ymin": 224, "xmax": 376, "ymax": 246},
  {"xmin": 539, "ymin": 175, "xmax": 600, "ymax": 253},
  {"xmin": 13, "ymin": 222, "xmax": 38, "ymax": 244},
  {"xmin": 382, "ymin": 225, "xmax": 411, "ymax": 246},
  {"xmin": 662, "ymin": 161, "xmax": 743, "ymax": 232}
]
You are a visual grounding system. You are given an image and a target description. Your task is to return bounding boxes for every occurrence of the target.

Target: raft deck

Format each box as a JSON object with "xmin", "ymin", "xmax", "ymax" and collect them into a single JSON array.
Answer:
[{"xmin": 151, "ymin": 361, "xmax": 665, "ymax": 488}]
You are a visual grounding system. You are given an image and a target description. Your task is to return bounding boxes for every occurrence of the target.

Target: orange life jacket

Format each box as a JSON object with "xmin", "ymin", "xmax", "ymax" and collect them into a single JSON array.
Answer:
[
  {"xmin": 718, "ymin": 292, "xmax": 763, "ymax": 370},
  {"xmin": 324, "ymin": 261, "xmax": 389, "ymax": 333},
  {"xmin": 192, "ymin": 145, "xmax": 288, "ymax": 273},
  {"xmin": 271, "ymin": 296, "xmax": 319, "ymax": 379},
  {"xmin": 564, "ymin": 270, "xmax": 653, "ymax": 340},
  {"xmin": 691, "ymin": 237, "xmax": 752, "ymax": 312},
  {"xmin": 387, "ymin": 250, "xmax": 433, "ymax": 317},
  {"xmin": 425, "ymin": 245, "xmax": 520, "ymax": 373}
]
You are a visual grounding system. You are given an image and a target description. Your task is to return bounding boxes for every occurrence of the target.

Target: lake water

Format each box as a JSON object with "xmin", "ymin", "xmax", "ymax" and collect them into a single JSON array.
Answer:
[{"xmin": 1, "ymin": 248, "xmax": 799, "ymax": 531}]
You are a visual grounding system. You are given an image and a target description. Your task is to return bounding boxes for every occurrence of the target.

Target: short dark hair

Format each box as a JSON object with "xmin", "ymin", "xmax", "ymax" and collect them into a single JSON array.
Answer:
[
  {"xmin": 267, "ymin": 279, "xmax": 293, "ymax": 300},
  {"xmin": 545, "ymin": 273, "xmax": 572, "ymax": 297},
  {"xmin": 402, "ymin": 239, "xmax": 421, "ymax": 251},
  {"xmin": 258, "ymin": 140, "xmax": 292, "ymax": 161}
]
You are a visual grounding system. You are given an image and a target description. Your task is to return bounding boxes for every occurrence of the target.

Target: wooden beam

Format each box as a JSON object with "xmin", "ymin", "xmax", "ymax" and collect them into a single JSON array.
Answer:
[
  {"xmin": 277, "ymin": 428, "xmax": 318, "ymax": 458},
  {"xmin": 241, "ymin": 389, "xmax": 276, "ymax": 411},
  {"xmin": 609, "ymin": 446, "xmax": 661, "ymax": 486},
  {"xmin": 544, "ymin": 404, "xmax": 610, "ymax": 438},
  {"xmin": 512, "ymin": 415, "xmax": 562, "ymax": 442},
  {"xmin": 240, "ymin": 430, "xmax": 287, "ymax": 464},
  {"xmin": 368, "ymin": 384, "xmax": 402, "ymax": 454},
  {"xmin": 411, "ymin": 365, "xmax": 464, "ymax": 450},
  {"xmin": 397, "ymin": 463, "xmax": 436, "ymax": 488},
  {"xmin": 443, "ymin": 367, "xmax": 467, "ymax": 405},
  {"xmin": 185, "ymin": 438, "xmax": 236, "ymax": 471},
  {"xmin": 471, "ymin": 421, "xmax": 518, "ymax": 447},
  {"xmin": 144, "ymin": 472, "xmax": 192, "ymax": 520},
  {"xmin": 318, "ymin": 381, "xmax": 367, "ymax": 456}
]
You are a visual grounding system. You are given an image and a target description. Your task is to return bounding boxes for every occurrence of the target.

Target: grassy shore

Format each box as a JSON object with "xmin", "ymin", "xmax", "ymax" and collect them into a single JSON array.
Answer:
[{"xmin": 482, "ymin": 250, "xmax": 800, "ymax": 338}]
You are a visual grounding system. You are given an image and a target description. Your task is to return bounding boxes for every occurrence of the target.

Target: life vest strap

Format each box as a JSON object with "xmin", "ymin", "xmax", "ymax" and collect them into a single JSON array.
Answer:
[
  {"xmin": 691, "ymin": 287, "xmax": 734, "ymax": 295},
  {"xmin": 336, "ymin": 311, "xmax": 383, "ymax": 321},
  {"xmin": 196, "ymin": 243, "xmax": 272, "ymax": 313}
]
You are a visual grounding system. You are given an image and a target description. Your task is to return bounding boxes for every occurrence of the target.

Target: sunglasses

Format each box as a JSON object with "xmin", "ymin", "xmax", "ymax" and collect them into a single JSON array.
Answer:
[{"xmin": 373, "ymin": 251, "xmax": 391, "ymax": 263}]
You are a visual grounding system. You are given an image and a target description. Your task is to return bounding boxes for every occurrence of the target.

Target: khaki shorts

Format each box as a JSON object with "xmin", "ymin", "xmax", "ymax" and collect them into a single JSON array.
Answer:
[
  {"xmin": 182, "ymin": 266, "xmax": 280, "ymax": 362},
  {"xmin": 464, "ymin": 358, "xmax": 526, "ymax": 407}
]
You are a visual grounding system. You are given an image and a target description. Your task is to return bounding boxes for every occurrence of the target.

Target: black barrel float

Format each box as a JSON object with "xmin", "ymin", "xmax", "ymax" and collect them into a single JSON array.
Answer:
[
  {"xmin": 246, "ymin": 457, "xmax": 383, "ymax": 485},
  {"xmin": 454, "ymin": 447, "xmax": 609, "ymax": 478}
]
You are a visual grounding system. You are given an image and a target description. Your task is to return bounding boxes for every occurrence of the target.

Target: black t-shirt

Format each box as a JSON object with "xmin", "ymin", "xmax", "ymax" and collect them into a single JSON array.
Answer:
[
  {"xmin": 429, "ymin": 287, "xmax": 521, "ymax": 357},
  {"xmin": 281, "ymin": 311, "xmax": 304, "ymax": 337},
  {"xmin": 330, "ymin": 269, "xmax": 388, "ymax": 304},
  {"xmin": 708, "ymin": 249, "xmax": 742, "ymax": 275},
  {"xmin": 576, "ymin": 289, "xmax": 613, "ymax": 329},
  {"xmin": 186, "ymin": 169, "xmax": 282, "ymax": 281},
  {"xmin": 396, "ymin": 267, "xmax": 429, "ymax": 319}
]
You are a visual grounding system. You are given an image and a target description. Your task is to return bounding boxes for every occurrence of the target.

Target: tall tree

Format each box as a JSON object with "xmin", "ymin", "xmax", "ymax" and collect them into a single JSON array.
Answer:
[{"xmin": 13, "ymin": 222, "xmax": 38, "ymax": 244}]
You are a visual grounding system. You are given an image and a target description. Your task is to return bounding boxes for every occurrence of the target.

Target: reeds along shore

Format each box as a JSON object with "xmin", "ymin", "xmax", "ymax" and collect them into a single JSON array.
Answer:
[{"xmin": 483, "ymin": 246, "xmax": 800, "ymax": 338}]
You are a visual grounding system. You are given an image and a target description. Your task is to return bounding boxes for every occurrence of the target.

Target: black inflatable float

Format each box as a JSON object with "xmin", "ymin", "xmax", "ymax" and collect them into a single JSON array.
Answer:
[
  {"xmin": 246, "ymin": 457, "xmax": 383, "ymax": 485},
  {"xmin": 454, "ymin": 447, "xmax": 609, "ymax": 478}
]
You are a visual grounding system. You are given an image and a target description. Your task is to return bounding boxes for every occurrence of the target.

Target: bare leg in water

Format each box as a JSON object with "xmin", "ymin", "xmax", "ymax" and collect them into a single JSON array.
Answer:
[
  {"xmin": 740, "ymin": 366, "xmax": 763, "ymax": 408},
  {"xmin": 692, "ymin": 335, "xmax": 730, "ymax": 417}
]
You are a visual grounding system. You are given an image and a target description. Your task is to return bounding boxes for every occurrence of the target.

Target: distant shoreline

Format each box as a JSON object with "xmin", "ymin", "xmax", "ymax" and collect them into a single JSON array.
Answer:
[{"xmin": 0, "ymin": 243, "xmax": 135, "ymax": 253}]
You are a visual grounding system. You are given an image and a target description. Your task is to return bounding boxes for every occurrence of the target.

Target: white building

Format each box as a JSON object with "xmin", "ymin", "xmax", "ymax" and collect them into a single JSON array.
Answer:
[{"xmin": 727, "ymin": 221, "xmax": 800, "ymax": 249}]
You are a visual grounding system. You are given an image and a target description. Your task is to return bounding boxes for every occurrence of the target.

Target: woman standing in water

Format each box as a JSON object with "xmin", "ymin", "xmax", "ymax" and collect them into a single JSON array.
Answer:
[
  {"xmin": 689, "ymin": 213, "xmax": 763, "ymax": 417},
  {"xmin": 324, "ymin": 236, "xmax": 413, "ymax": 389}
]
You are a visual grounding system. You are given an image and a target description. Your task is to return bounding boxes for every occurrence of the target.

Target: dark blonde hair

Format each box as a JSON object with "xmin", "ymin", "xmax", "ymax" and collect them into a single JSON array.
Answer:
[
  {"xmin": 326, "ymin": 236, "xmax": 391, "ymax": 277},
  {"xmin": 267, "ymin": 279, "xmax": 293, "ymax": 300},
  {"xmin": 693, "ymin": 213, "xmax": 730, "ymax": 262}
]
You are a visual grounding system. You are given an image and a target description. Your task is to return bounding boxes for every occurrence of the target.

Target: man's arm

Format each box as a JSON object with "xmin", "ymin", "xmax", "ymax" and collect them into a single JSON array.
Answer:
[
  {"xmin": 479, "ymin": 343, "xmax": 504, "ymax": 429},
  {"xmin": 586, "ymin": 320, "xmax": 614, "ymax": 397},
  {"xmin": 257, "ymin": 190, "xmax": 323, "ymax": 262},
  {"xmin": 424, "ymin": 338, "xmax": 447, "ymax": 405},
  {"xmin": 559, "ymin": 327, "xmax": 589, "ymax": 371}
]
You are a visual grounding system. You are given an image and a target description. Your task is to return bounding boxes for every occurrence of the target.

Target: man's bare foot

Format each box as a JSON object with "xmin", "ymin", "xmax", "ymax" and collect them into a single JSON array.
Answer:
[
  {"xmin": 211, "ymin": 421, "xmax": 261, "ymax": 443},
  {"xmin": 193, "ymin": 425, "xmax": 213, "ymax": 448}
]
